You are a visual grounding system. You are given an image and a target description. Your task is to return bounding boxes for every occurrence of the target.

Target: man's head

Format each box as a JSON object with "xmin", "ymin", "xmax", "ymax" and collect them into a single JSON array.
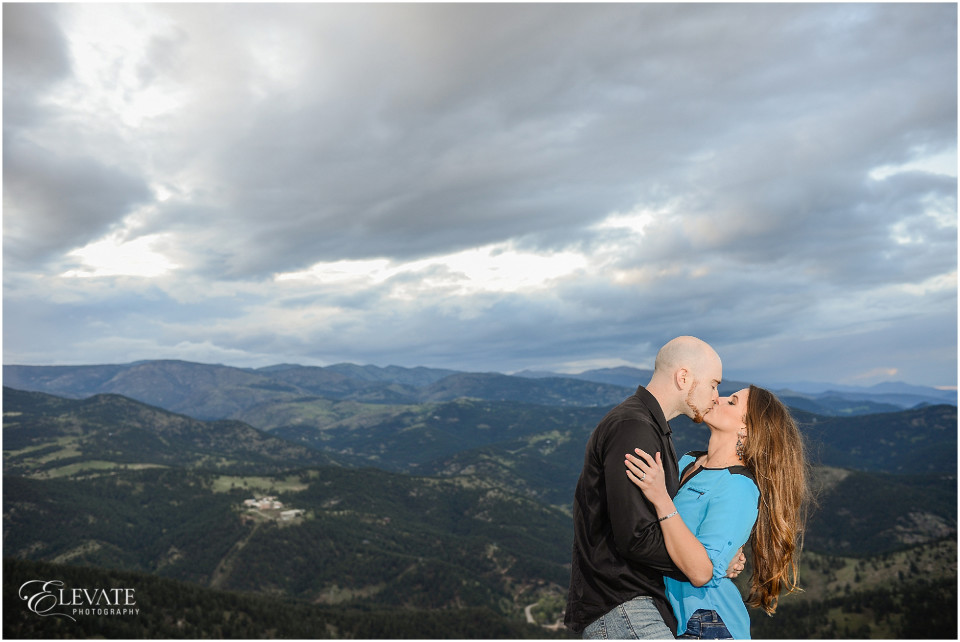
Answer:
[{"xmin": 647, "ymin": 336, "xmax": 722, "ymax": 422}]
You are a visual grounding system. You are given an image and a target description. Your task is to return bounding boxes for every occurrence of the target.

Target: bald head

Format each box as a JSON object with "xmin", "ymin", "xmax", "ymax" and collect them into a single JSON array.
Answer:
[
  {"xmin": 647, "ymin": 336, "xmax": 723, "ymax": 422},
  {"xmin": 653, "ymin": 336, "xmax": 721, "ymax": 377}
]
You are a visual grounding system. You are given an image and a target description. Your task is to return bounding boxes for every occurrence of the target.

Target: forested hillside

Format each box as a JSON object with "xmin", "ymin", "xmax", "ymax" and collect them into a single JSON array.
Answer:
[
  {"xmin": 3, "ymin": 376, "xmax": 956, "ymax": 639},
  {"xmin": 4, "ymin": 558, "xmax": 563, "ymax": 639}
]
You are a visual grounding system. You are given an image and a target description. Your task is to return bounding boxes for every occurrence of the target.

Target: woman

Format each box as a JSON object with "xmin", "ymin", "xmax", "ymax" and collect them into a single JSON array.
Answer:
[{"xmin": 625, "ymin": 385, "xmax": 811, "ymax": 639}]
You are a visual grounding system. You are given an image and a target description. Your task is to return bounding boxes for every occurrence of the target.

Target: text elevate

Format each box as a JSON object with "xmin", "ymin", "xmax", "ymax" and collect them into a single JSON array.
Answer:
[{"xmin": 19, "ymin": 580, "xmax": 140, "ymax": 621}]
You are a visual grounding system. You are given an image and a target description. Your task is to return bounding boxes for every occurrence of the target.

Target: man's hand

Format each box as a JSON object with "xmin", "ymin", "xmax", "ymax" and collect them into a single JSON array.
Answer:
[{"xmin": 726, "ymin": 548, "xmax": 746, "ymax": 579}]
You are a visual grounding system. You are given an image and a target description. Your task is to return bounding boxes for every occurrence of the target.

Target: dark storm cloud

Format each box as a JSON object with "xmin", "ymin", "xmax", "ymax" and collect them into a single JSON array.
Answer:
[
  {"xmin": 9, "ymin": 3, "xmax": 954, "ymax": 282},
  {"xmin": 140, "ymin": 2, "xmax": 955, "ymax": 284},
  {"xmin": 3, "ymin": 138, "xmax": 153, "ymax": 266},
  {"xmin": 3, "ymin": 3, "xmax": 153, "ymax": 267},
  {"xmin": 3, "ymin": 3, "xmax": 71, "ymax": 129}
]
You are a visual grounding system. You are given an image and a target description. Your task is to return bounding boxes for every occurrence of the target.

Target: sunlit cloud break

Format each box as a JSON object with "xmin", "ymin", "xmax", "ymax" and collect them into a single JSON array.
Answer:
[
  {"xmin": 61, "ymin": 233, "xmax": 179, "ymax": 279},
  {"xmin": 275, "ymin": 242, "xmax": 589, "ymax": 296}
]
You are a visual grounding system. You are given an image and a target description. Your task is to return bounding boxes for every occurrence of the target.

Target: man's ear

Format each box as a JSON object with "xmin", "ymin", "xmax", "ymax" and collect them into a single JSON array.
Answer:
[{"xmin": 674, "ymin": 367, "xmax": 688, "ymax": 390}]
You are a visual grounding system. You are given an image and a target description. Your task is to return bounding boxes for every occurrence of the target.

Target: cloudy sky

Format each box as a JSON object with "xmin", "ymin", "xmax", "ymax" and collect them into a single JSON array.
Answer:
[{"xmin": 3, "ymin": 3, "xmax": 957, "ymax": 388}]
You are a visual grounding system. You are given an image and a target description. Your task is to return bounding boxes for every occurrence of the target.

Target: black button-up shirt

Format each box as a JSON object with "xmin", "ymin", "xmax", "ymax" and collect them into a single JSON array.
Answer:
[{"xmin": 564, "ymin": 385, "xmax": 686, "ymax": 634}]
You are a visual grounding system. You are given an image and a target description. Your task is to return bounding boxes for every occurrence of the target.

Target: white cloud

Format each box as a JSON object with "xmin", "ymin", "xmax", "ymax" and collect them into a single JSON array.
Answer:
[
  {"xmin": 591, "ymin": 208, "xmax": 658, "ymax": 237},
  {"xmin": 869, "ymin": 148, "xmax": 958, "ymax": 182},
  {"xmin": 275, "ymin": 242, "xmax": 589, "ymax": 296},
  {"xmin": 55, "ymin": 4, "xmax": 184, "ymax": 129},
  {"xmin": 61, "ymin": 232, "xmax": 179, "ymax": 278}
]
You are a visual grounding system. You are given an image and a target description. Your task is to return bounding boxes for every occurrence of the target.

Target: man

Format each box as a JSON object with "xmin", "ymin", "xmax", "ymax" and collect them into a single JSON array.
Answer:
[{"xmin": 565, "ymin": 336, "xmax": 740, "ymax": 638}]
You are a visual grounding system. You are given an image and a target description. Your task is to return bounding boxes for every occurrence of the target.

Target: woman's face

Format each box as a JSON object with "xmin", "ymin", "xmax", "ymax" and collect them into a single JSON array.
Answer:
[{"xmin": 704, "ymin": 387, "xmax": 750, "ymax": 433}]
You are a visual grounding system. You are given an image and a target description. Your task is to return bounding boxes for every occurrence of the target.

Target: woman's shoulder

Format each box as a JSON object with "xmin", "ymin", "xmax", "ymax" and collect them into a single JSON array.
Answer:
[
  {"xmin": 724, "ymin": 466, "xmax": 760, "ymax": 497},
  {"xmin": 727, "ymin": 463, "xmax": 756, "ymax": 481}
]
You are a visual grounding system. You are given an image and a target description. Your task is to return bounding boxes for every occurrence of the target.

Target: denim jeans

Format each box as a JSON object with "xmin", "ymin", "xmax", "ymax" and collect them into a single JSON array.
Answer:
[
  {"xmin": 678, "ymin": 609, "xmax": 733, "ymax": 639},
  {"xmin": 582, "ymin": 596, "xmax": 674, "ymax": 639}
]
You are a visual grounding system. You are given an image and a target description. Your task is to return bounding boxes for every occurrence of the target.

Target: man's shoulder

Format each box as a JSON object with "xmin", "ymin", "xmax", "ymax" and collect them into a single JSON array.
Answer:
[
  {"xmin": 601, "ymin": 394, "xmax": 659, "ymax": 427},
  {"xmin": 610, "ymin": 385, "xmax": 659, "ymax": 413},
  {"xmin": 592, "ymin": 401, "xmax": 665, "ymax": 451},
  {"xmin": 603, "ymin": 385, "xmax": 670, "ymax": 429}
]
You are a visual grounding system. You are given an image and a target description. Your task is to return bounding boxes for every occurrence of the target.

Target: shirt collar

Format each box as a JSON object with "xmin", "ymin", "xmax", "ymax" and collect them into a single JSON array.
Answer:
[{"xmin": 634, "ymin": 384, "xmax": 672, "ymax": 435}]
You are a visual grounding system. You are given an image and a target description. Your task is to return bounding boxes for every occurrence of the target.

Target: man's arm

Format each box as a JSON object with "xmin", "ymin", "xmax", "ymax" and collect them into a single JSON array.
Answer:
[{"xmin": 602, "ymin": 419, "xmax": 686, "ymax": 581}]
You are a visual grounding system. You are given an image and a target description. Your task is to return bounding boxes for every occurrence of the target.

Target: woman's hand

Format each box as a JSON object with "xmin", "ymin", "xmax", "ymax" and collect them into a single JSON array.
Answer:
[{"xmin": 625, "ymin": 448, "xmax": 671, "ymax": 507}]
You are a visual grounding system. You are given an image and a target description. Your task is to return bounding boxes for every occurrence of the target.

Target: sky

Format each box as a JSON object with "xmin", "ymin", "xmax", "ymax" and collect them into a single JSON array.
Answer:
[{"xmin": 3, "ymin": 3, "xmax": 958, "ymax": 389}]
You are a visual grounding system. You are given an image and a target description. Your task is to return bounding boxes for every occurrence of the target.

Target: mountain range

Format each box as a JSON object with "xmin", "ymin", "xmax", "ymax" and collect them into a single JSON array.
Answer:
[
  {"xmin": 8, "ymin": 385, "xmax": 954, "ymax": 554},
  {"xmin": 2, "ymin": 358, "xmax": 957, "ymax": 639},
  {"xmin": 5, "ymin": 360, "xmax": 955, "ymax": 421}
]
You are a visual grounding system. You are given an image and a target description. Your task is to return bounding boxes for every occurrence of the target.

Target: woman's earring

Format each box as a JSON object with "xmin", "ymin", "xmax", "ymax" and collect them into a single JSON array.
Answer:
[{"xmin": 736, "ymin": 431, "xmax": 746, "ymax": 461}]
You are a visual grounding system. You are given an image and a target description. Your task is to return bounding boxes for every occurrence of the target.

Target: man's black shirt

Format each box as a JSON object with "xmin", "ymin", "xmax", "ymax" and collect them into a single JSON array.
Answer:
[{"xmin": 564, "ymin": 385, "xmax": 686, "ymax": 633}]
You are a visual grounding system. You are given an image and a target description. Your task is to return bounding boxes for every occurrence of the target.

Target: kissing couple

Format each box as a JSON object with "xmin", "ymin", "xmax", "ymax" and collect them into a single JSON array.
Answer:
[{"xmin": 565, "ymin": 336, "xmax": 812, "ymax": 639}]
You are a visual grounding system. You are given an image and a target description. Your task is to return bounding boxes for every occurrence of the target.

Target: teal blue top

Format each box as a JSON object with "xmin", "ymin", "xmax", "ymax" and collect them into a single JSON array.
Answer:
[{"xmin": 664, "ymin": 452, "xmax": 760, "ymax": 640}]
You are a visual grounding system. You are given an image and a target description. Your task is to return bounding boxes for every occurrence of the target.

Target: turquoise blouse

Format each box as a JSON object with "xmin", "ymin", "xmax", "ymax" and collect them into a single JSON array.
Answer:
[{"xmin": 664, "ymin": 452, "xmax": 760, "ymax": 640}]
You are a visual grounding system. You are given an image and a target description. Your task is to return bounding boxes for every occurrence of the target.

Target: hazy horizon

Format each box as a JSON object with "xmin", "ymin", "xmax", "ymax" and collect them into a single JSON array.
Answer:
[{"xmin": 3, "ymin": 356, "xmax": 956, "ymax": 393}]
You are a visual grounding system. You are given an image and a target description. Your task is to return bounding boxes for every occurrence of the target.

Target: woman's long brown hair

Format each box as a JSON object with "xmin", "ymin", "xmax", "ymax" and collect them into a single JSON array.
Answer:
[{"xmin": 741, "ymin": 385, "xmax": 813, "ymax": 614}]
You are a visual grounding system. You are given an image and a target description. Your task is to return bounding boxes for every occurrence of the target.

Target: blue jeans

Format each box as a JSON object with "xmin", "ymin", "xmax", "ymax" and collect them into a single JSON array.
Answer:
[
  {"xmin": 678, "ymin": 609, "xmax": 733, "ymax": 639},
  {"xmin": 582, "ymin": 596, "xmax": 674, "ymax": 639}
]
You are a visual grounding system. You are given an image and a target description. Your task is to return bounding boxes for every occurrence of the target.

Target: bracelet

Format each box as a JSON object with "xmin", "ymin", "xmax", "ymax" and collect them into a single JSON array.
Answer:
[{"xmin": 658, "ymin": 511, "xmax": 678, "ymax": 522}]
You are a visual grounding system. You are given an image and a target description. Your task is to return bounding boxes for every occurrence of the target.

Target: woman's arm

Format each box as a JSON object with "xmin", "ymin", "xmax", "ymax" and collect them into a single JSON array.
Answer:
[{"xmin": 625, "ymin": 450, "xmax": 714, "ymax": 587}]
